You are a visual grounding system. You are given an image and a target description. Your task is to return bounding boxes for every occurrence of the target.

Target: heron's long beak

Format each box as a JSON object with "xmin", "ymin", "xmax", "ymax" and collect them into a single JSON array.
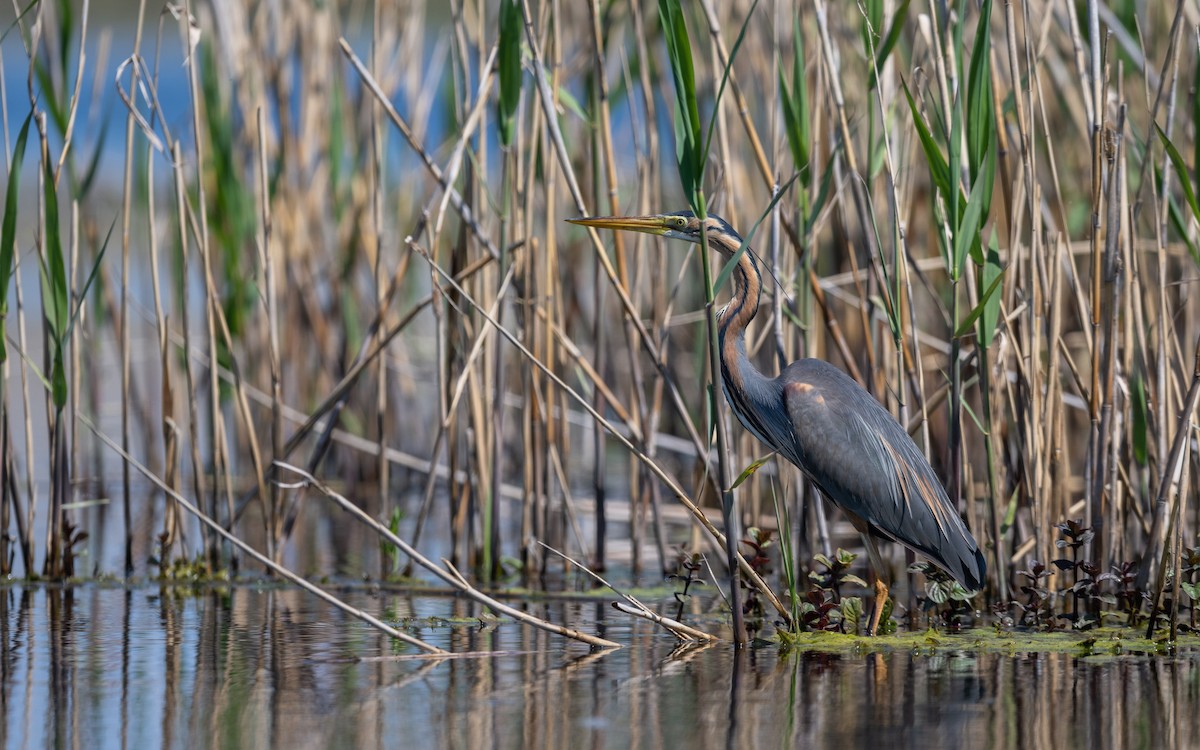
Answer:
[{"xmin": 566, "ymin": 215, "xmax": 672, "ymax": 236}]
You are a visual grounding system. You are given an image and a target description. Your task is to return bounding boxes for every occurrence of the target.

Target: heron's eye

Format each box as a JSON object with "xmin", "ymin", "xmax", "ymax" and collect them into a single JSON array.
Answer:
[{"xmin": 672, "ymin": 217, "xmax": 686, "ymax": 227}]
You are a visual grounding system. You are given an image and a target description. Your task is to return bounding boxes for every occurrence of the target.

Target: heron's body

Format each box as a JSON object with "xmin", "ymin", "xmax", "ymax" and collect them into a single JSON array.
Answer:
[
  {"xmin": 726, "ymin": 354, "xmax": 985, "ymax": 590},
  {"xmin": 568, "ymin": 211, "xmax": 986, "ymax": 633}
]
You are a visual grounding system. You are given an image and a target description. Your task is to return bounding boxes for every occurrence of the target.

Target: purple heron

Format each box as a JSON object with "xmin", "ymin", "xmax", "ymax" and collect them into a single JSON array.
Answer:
[{"xmin": 568, "ymin": 211, "xmax": 986, "ymax": 635}]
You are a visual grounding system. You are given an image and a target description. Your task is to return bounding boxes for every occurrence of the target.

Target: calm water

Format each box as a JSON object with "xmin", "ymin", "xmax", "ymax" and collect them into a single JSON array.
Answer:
[{"xmin": 1, "ymin": 584, "xmax": 1197, "ymax": 749}]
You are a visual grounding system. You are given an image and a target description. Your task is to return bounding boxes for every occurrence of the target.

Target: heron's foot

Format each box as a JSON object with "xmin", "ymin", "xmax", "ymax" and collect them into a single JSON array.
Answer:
[{"xmin": 867, "ymin": 578, "xmax": 889, "ymax": 636}]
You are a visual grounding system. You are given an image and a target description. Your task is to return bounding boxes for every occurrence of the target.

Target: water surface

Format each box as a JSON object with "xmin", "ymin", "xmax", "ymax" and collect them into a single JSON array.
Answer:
[{"xmin": 2, "ymin": 584, "xmax": 1196, "ymax": 749}]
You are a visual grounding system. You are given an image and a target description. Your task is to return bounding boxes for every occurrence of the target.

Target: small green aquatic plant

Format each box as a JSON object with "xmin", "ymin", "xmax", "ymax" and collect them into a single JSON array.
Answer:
[
  {"xmin": 799, "ymin": 588, "xmax": 847, "ymax": 632},
  {"xmin": 668, "ymin": 547, "xmax": 705, "ymax": 621},
  {"xmin": 1110, "ymin": 560, "xmax": 1144, "ymax": 626},
  {"xmin": 151, "ymin": 553, "xmax": 226, "ymax": 583},
  {"xmin": 1058, "ymin": 561, "xmax": 1118, "ymax": 630},
  {"xmin": 908, "ymin": 561, "xmax": 978, "ymax": 630},
  {"xmin": 796, "ymin": 549, "xmax": 868, "ymax": 634},
  {"xmin": 1052, "ymin": 519, "xmax": 1098, "ymax": 624},
  {"xmin": 380, "ymin": 507, "xmax": 405, "ymax": 579},
  {"xmin": 1013, "ymin": 560, "xmax": 1056, "ymax": 630},
  {"xmin": 739, "ymin": 528, "xmax": 775, "ymax": 633},
  {"xmin": 808, "ymin": 548, "xmax": 869, "ymax": 597},
  {"xmin": 1181, "ymin": 547, "xmax": 1200, "ymax": 631}
]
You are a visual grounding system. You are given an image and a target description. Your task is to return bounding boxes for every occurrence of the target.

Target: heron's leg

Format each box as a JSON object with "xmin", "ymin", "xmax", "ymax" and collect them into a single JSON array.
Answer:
[
  {"xmin": 868, "ymin": 578, "xmax": 889, "ymax": 637},
  {"xmin": 860, "ymin": 533, "xmax": 890, "ymax": 636}
]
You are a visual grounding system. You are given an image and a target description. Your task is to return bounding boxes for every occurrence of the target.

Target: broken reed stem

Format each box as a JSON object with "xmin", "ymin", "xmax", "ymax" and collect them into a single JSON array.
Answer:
[
  {"xmin": 79, "ymin": 414, "xmax": 445, "ymax": 655},
  {"xmin": 537, "ymin": 540, "xmax": 717, "ymax": 642},
  {"xmin": 611, "ymin": 602, "xmax": 718, "ymax": 642},
  {"xmin": 275, "ymin": 462, "xmax": 620, "ymax": 649}
]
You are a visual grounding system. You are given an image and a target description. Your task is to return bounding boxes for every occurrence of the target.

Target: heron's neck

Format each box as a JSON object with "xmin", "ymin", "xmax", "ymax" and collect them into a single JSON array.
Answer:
[{"xmin": 715, "ymin": 242, "xmax": 768, "ymax": 391}]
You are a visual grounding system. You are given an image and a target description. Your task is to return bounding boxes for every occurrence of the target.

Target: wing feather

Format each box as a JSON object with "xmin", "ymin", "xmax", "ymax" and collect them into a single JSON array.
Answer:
[{"xmin": 776, "ymin": 359, "xmax": 985, "ymax": 589}]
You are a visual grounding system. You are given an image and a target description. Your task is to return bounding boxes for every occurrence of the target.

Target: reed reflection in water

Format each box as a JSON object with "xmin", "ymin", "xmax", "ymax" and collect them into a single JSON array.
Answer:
[{"xmin": 0, "ymin": 585, "xmax": 1196, "ymax": 749}]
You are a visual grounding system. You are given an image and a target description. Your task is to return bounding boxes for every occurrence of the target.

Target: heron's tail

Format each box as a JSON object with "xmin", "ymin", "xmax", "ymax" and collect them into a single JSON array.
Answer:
[{"xmin": 936, "ymin": 538, "xmax": 987, "ymax": 592}]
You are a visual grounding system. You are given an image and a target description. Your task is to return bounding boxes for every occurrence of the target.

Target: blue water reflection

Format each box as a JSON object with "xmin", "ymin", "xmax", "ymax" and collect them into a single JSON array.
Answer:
[{"xmin": 2, "ymin": 584, "xmax": 1197, "ymax": 749}]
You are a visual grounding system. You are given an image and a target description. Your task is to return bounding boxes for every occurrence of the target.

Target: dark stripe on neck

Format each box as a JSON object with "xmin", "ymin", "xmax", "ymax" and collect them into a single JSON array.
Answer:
[{"xmin": 713, "ymin": 238, "xmax": 774, "ymax": 449}]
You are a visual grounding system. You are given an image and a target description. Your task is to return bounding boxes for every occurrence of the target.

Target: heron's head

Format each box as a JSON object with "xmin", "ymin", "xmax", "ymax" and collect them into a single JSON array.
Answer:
[{"xmin": 567, "ymin": 211, "xmax": 744, "ymax": 256}]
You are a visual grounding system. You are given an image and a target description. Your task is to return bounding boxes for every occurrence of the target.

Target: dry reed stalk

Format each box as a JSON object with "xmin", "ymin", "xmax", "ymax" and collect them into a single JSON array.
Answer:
[
  {"xmin": 538, "ymin": 0, "xmax": 567, "ymax": 580},
  {"xmin": 179, "ymin": 0, "xmax": 225, "ymax": 568},
  {"xmin": 586, "ymin": 0, "xmax": 630, "ymax": 572},
  {"xmin": 118, "ymin": 0, "xmax": 148, "ymax": 577},
  {"xmin": 370, "ymin": 0, "xmax": 392, "ymax": 578},
  {"xmin": 1084, "ymin": 0, "xmax": 1106, "ymax": 565},
  {"xmin": 170, "ymin": 141, "xmax": 198, "ymax": 565},
  {"xmin": 0, "ymin": 24, "xmax": 10, "ymax": 576},
  {"xmin": 253, "ymin": 109, "xmax": 281, "ymax": 575},
  {"xmin": 1095, "ymin": 104, "xmax": 1127, "ymax": 567},
  {"xmin": 1144, "ymin": 338, "xmax": 1200, "ymax": 636},
  {"xmin": 1001, "ymin": 0, "xmax": 1040, "ymax": 601}
]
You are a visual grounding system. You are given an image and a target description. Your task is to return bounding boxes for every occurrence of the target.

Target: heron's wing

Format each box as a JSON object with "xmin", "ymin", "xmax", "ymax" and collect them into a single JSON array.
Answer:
[{"xmin": 778, "ymin": 359, "xmax": 985, "ymax": 589}]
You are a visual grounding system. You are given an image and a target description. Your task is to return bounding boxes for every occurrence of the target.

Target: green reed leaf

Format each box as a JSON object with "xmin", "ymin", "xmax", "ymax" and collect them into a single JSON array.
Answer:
[
  {"xmin": 966, "ymin": 0, "xmax": 993, "ymax": 186},
  {"xmin": 1157, "ymin": 123, "xmax": 1200, "ymax": 226},
  {"xmin": 732, "ymin": 452, "xmax": 777, "ymax": 489},
  {"xmin": 867, "ymin": 0, "xmax": 911, "ymax": 91},
  {"xmin": 64, "ymin": 216, "xmax": 116, "ymax": 344},
  {"xmin": 1131, "ymin": 373, "xmax": 1148, "ymax": 466},
  {"xmin": 555, "ymin": 84, "xmax": 589, "ymax": 124},
  {"xmin": 1194, "ymin": 55, "xmax": 1200, "ymax": 194},
  {"xmin": 50, "ymin": 345, "xmax": 66, "ymax": 409},
  {"xmin": 806, "ymin": 151, "xmax": 838, "ymax": 235},
  {"xmin": 952, "ymin": 141, "xmax": 994, "ymax": 281},
  {"xmin": 713, "ymin": 171, "xmax": 800, "ymax": 294},
  {"xmin": 658, "ymin": 0, "xmax": 702, "ymax": 205},
  {"xmin": 779, "ymin": 14, "xmax": 809, "ymax": 175},
  {"xmin": 978, "ymin": 229, "xmax": 1003, "ymax": 345},
  {"xmin": 497, "ymin": 0, "xmax": 522, "ymax": 148},
  {"xmin": 41, "ymin": 159, "xmax": 69, "ymax": 344},
  {"xmin": 0, "ymin": 109, "xmax": 34, "ymax": 363},
  {"xmin": 902, "ymin": 83, "xmax": 951, "ymax": 205},
  {"xmin": 953, "ymin": 245, "xmax": 1005, "ymax": 338}
]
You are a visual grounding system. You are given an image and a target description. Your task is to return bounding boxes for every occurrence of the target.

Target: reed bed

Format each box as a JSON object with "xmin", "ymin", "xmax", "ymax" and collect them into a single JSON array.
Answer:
[{"xmin": 1, "ymin": 0, "xmax": 1199, "ymax": 643}]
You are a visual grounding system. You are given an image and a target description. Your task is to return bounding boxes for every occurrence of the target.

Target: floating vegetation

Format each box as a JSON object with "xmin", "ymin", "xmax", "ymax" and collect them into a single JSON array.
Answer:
[{"xmin": 777, "ymin": 626, "xmax": 1200, "ymax": 657}]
